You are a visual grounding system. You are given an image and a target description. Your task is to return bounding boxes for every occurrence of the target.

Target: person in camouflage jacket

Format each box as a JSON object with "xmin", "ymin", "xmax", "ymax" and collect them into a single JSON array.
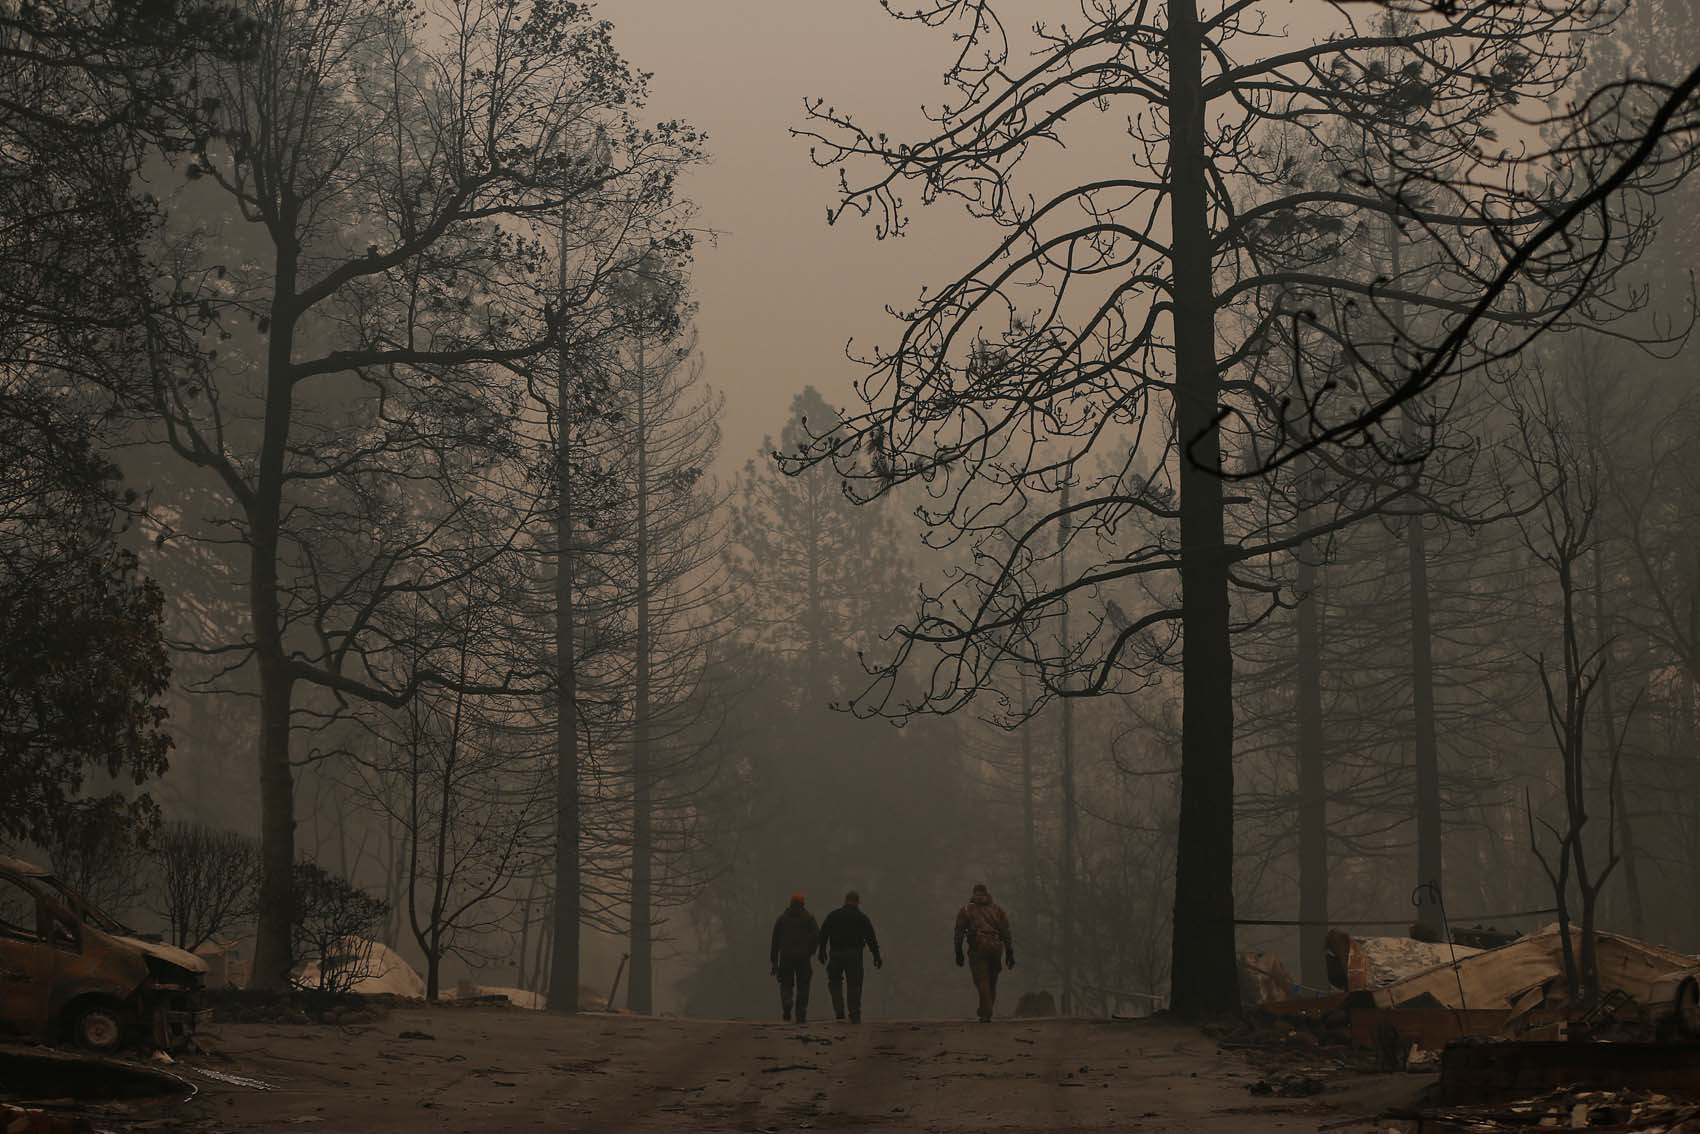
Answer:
[{"xmin": 953, "ymin": 883, "xmax": 1014, "ymax": 1022}]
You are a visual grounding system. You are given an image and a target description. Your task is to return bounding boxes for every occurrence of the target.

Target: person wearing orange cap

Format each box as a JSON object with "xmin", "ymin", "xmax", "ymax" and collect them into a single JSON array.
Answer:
[
  {"xmin": 769, "ymin": 891, "xmax": 820, "ymax": 1023},
  {"xmin": 953, "ymin": 883, "xmax": 1014, "ymax": 1022}
]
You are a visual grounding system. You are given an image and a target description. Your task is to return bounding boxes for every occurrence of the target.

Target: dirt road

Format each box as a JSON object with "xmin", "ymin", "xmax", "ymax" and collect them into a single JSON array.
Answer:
[{"xmin": 138, "ymin": 1007, "xmax": 1424, "ymax": 1132}]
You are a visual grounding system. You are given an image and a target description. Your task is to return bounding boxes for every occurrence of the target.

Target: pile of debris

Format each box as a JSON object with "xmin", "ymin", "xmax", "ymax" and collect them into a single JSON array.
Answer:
[
  {"xmin": 1258, "ymin": 927, "xmax": 1700, "ymax": 1058},
  {"xmin": 1238, "ymin": 926, "xmax": 1700, "ymax": 1129},
  {"xmin": 1326, "ymin": 929, "xmax": 1484, "ymax": 992},
  {"xmin": 0, "ymin": 1047, "xmax": 191, "ymax": 1133},
  {"xmin": 1247, "ymin": 1071, "xmax": 1327, "ymax": 1098},
  {"xmin": 2, "ymin": 1103, "xmax": 89, "ymax": 1134},
  {"xmin": 1408, "ymin": 1087, "xmax": 1700, "ymax": 1132},
  {"xmin": 204, "ymin": 988, "xmax": 400, "ymax": 1025},
  {"xmin": 1356, "ymin": 928, "xmax": 1697, "ymax": 1042},
  {"xmin": 1239, "ymin": 951, "xmax": 1298, "ymax": 1005}
]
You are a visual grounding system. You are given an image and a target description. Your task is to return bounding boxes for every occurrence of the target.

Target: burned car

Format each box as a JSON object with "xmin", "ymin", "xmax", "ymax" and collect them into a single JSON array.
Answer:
[{"xmin": 0, "ymin": 856, "xmax": 210, "ymax": 1053}]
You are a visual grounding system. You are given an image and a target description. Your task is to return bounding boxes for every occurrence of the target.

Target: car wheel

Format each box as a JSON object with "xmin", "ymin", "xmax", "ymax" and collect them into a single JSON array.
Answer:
[{"xmin": 70, "ymin": 1002, "xmax": 126, "ymax": 1054}]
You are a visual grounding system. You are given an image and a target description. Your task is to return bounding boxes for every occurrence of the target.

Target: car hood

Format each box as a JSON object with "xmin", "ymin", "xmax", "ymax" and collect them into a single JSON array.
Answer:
[{"xmin": 116, "ymin": 936, "xmax": 210, "ymax": 976}]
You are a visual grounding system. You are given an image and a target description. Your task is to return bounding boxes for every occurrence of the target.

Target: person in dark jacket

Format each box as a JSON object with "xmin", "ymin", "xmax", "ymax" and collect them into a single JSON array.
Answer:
[
  {"xmin": 953, "ymin": 882, "xmax": 1014, "ymax": 1022},
  {"xmin": 816, "ymin": 890, "xmax": 883, "ymax": 1022},
  {"xmin": 769, "ymin": 892, "xmax": 820, "ymax": 1022}
]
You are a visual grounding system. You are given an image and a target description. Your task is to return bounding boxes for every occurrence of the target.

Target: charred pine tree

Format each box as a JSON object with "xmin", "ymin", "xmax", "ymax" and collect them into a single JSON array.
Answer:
[
  {"xmin": 520, "ymin": 126, "xmax": 696, "ymax": 1012},
  {"xmin": 1018, "ymin": 667, "xmax": 1040, "ymax": 990},
  {"xmin": 1293, "ymin": 460, "xmax": 1328, "ymax": 989},
  {"xmin": 1057, "ymin": 473, "xmax": 1079, "ymax": 1015},
  {"xmin": 607, "ymin": 256, "xmax": 728, "ymax": 1014}
]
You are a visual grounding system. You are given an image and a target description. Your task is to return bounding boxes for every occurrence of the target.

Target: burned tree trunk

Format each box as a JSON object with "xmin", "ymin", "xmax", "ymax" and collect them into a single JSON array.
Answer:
[
  {"xmin": 629, "ymin": 320, "xmax": 655, "ymax": 1016},
  {"xmin": 1058, "ymin": 476, "xmax": 1078, "ymax": 1016},
  {"xmin": 1019, "ymin": 668, "xmax": 1038, "ymax": 991},
  {"xmin": 549, "ymin": 209, "xmax": 583, "ymax": 1014},
  {"xmin": 250, "ymin": 241, "xmax": 303, "ymax": 992},
  {"xmin": 1382, "ymin": 220, "xmax": 1446, "ymax": 942},
  {"xmin": 1513, "ymin": 376, "xmax": 1626, "ymax": 1014},
  {"xmin": 1406, "ymin": 477, "xmax": 1444, "ymax": 940},
  {"xmin": 1295, "ymin": 469, "xmax": 1328, "ymax": 990},
  {"xmin": 1592, "ymin": 547, "xmax": 1646, "ymax": 940},
  {"xmin": 1168, "ymin": 0, "xmax": 1240, "ymax": 1018}
]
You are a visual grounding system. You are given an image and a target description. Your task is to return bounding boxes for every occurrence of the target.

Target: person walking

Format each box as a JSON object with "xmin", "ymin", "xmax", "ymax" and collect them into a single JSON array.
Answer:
[
  {"xmin": 953, "ymin": 883, "xmax": 1014, "ymax": 1023},
  {"xmin": 769, "ymin": 892, "xmax": 820, "ymax": 1023},
  {"xmin": 817, "ymin": 890, "xmax": 883, "ymax": 1023}
]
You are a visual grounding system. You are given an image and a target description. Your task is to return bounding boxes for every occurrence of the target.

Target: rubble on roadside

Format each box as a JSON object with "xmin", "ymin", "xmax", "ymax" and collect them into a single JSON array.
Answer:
[
  {"xmin": 1402, "ymin": 1086, "xmax": 1700, "ymax": 1132},
  {"xmin": 0, "ymin": 1046, "xmax": 194, "ymax": 1133},
  {"xmin": 1254, "ymin": 926, "xmax": 1700, "ymax": 1057},
  {"xmin": 203, "ymin": 988, "xmax": 403, "ymax": 1026},
  {"xmin": 1239, "ymin": 951, "xmax": 1297, "ymax": 1005},
  {"xmin": 1326, "ymin": 929, "xmax": 1484, "ymax": 992},
  {"xmin": 1355, "ymin": 928, "xmax": 1694, "ymax": 1024},
  {"xmin": 2, "ymin": 1103, "xmax": 90, "ymax": 1134},
  {"xmin": 1226, "ymin": 926, "xmax": 1700, "ymax": 1132},
  {"xmin": 1214, "ymin": 1008, "xmax": 1352, "ymax": 1055},
  {"xmin": 1247, "ymin": 1071, "xmax": 1326, "ymax": 1098},
  {"xmin": 1436, "ymin": 1036, "xmax": 1700, "ymax": 1103}
]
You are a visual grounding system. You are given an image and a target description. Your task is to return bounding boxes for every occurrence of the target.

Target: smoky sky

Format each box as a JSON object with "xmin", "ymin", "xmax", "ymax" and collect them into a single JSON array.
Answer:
[
  {"xmin": 611, "ymin": 1, "xmax": 1033, "ymax": 476},
  {"xmin": 611, "ymin": 1, "xmax": 1351, "ymax": 478}
]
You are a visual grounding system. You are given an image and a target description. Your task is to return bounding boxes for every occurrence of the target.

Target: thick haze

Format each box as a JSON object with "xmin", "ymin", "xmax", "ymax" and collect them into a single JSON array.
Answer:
[
  {"xmin": 611, "ymin": 1, "xmax": 1016, "ymax": 472},
  {"xmin": 611, "ymin": 1, "xmax": 1342, "ymax": 474}
]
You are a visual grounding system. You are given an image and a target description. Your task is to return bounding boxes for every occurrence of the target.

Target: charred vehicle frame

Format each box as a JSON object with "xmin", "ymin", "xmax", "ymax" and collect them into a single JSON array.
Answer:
[{"xmin": 0, "ymin": 856, "xmax": 210, "ymax": 1053}]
